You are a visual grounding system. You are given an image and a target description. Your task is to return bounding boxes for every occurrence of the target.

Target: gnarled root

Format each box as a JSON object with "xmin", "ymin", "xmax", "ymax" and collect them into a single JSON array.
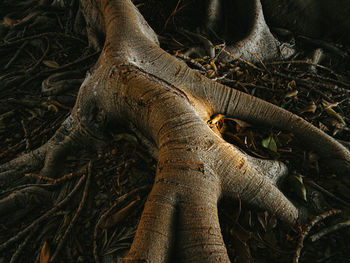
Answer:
[{"xmin": 1, "ymin": 0, "xmax": 349, "ymax": 262}]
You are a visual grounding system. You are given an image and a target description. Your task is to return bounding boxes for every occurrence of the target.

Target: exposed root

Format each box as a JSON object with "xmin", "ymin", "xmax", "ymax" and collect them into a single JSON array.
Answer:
[
  {"xmin": 293, "ymin": 209, "xmax": 342, "ymax": 263},
  {"xmin": 25, "ymin": 166, "xmax": 87, "ymax": 184},
  {"xmin": 41, "ymin": 71, "xmax": 83, "ymax": 96},
  {"xmin": 246, "ymin": 155, "xmax": 288, "ymax": 185},
  {"xmin": 1, "ymin": 0, "xmax": 349, "ymax": 262},
  {"xmin": 0, "ymin": 174, "xmax": 86, "ymax": 252},
  {"xmin": 50, "ymin": 161, "xmax": 92, "ymax": 262},
  {"xmin": 0, "ymin": 145, "xmax": 48, "ymax": 187},
  {"xmin": 0, "ymin": 186, "xmax": 52, "ymax": 216},
  {"xmin": 9, "ymin": 225, "xmax": 39, "ymax": 263},
  {"xmin": 310, "ymin": 218, "xmax": 350, "ymax": 242},
  {"xmin": 93, "ymin": 185, "xmax": 151, "ymax": 263}
]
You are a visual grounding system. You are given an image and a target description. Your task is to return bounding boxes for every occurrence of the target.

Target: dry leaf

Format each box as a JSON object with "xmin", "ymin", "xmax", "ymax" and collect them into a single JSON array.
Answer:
[
  {"xmin": 113, "ymin": 133, "xmax": 137, "ymax": 143},
  {"xmin": 321, "ymin": 99, "xmax": 346, "ymax": 125},
  {"xmin": 236, "ymin": 70, "xmax": 244, "ymax": 78},
  {"xmin": 324, "ymin": 107, "xmax": 346, "ymax": 125},
  {"xmin": 321, "ymin": 99, "xmax": 339, "ymax": 108},
  {"xmin": 43, "ymin": 60, "xmax": 60, "ymax": 68},
  {"xmin": 210, "ymin": 60, "xmax": 218, "ymax": 74},
  {"xmin": 101, "ymin": 197, "xmax": 141, "ymax": 229},
  {"xmin": 287, "ymin": 174, "xmax": 307, "ymax": 201},
  {"xmin": 300, "ymin": 102, "xmax": 317, "ymax": 114},
  {"xmin": 287, "ymin": 80, "xmax": 296, "ymax": 89},
  {"xmin": 285, "ymin": 89, "xmax": 298, "ymax": 98},
  {"xmin": 205, "ymin": 69, "xmax": 216, "ymax": 78},
  {"xmin": 231, "ymin": 118, "xmax": 252, "ymax": 129},
  {"xmin": 40, "ymin": 241, "xmax": 50, "ymax": 263},
  {"xmin": 231, "ymin": 224, "xmax": 253, "ymax": 263},
  {"xmin": 2, "ymin": 17, "xmax": 18, "ymax": 27}
]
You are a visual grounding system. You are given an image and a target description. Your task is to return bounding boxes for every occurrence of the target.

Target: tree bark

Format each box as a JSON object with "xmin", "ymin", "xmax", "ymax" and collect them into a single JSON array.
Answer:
[{"xmin": 0, "ymin": 0, "xmax": 349, "ymax": 262}]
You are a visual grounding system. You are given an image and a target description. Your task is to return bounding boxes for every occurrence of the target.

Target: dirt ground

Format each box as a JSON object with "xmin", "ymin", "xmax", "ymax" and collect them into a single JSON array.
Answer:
[{"xmin": 1, "ymin": 0, "xmax": 350, "ymax": 262}]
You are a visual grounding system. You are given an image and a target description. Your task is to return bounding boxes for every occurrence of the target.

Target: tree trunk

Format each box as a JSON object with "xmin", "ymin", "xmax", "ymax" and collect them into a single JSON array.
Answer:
[{"xmin": 0, "ymin": 0, "xmax": 349, "ymax": 262}]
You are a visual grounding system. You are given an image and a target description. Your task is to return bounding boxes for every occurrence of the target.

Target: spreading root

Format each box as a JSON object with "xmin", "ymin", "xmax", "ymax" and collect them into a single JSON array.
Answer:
[{"xmin": 1, "ymin": 0, "xmax": 350, "ymax": 262}]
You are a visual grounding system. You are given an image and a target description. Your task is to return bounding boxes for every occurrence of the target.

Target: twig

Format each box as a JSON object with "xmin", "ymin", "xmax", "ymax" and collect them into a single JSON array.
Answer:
[
  {"xmin": 305, "ymin": 180, "xmax": 350, "ymax": 209},
  {"xmin": 93, "ymin": 185, "xmax": 151, "ymax": 263},
  {"xmin": 9, "ymin": 226, "xmax": 39, "ymax": 263},
  {"xmin": 297, "ymin": 35, "xmax": 348, "ymax": 58},
  {"xmin": 50, "ymin": 161, "xmax": 92, "ymax": 262},
  {"xmin": 4, "ymin": 40, "xmax": 28, "ymax": 70},
  {"xmin": 20, "ymin": 51, "xmax": 99, "ymax": 87},
  {"xmin": 26, "ymin": 37, "xmax": 50, "ymax": 73},
  {"xmin": 174, "ymin": 51, "xmax": 207, "ymax": 71},
  {"xmin": 181, "ymin": 29, "xmax": 215, "ymax": 58},
  {"xmin": 25, "ymin": 167, "xmax": 87, "ymax": 184},
  {"xmin": 21, "ymin": 119, "xmax": 31, "ymax": 152},
  {"xmin": 310, "ymin": 219, "xmax": 350, "ymax": 242},
  {"xmin": 306, "ymin": 72, "xmax": 350, "ymax": 89},
  {"xmin": 1, "ymin": 32, "xmax": 86, "ymax": 48},
  {"xmin": 293, "ymin": 209, "xmax": 341, "ymax": 263},
  {"xmin": 162, "ymin": 0, "xmax": 182, "ymax": 32},
  {"xmin": 266, "ymin": 60, "xmax": 342, "ymax": 79},
  {"xmin": 0, "ymin": 174, "xmax": 86, "ymax": 252},
  {"xmin": 249, "ymin": 51, "xmax": 270, "ymax": 74},
  {"xmin": 272, "ymin": 71, "xmax": 346, "ymax": 93},
  {"xmin": 221, "ymin": 49, "xmax": 263, "ymax": 72},
  {"xmin": 220, "ymin": 78, "xmax": 274, "ymax": 92}
]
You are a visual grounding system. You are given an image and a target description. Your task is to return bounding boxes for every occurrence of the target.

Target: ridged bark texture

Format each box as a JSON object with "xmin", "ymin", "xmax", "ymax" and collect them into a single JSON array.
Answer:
[{"xmin": 72, "ymin": 0, "xmax": 349, "ymax": 262}]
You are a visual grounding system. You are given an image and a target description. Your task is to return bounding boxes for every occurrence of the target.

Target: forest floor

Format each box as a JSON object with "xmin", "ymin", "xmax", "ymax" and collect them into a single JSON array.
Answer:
[{"xmin": 1, "ymin": 1, "xmax": 350, "ymax": 262}]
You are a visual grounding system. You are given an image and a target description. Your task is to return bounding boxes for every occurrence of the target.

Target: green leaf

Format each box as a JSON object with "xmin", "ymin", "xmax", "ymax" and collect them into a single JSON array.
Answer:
[
  {"xmin": 287, "ymin": 174, "xmax": 307, "ymax": 201},
  {"xmin": 113, "ymin": 133, "xmax": 137, "ymax": 143},
  {"xmin": 262, "ymin": 136, "xmax": 277, "ymax": 152},
  {"xmin": 325, "ymin": 107, "xmax": 346, "ymax": 125}
]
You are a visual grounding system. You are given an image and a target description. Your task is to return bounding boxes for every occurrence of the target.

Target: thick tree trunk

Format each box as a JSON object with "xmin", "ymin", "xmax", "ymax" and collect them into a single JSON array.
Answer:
[
  {"xmin": 65, "ymin": 0, "xmax": 350, "ymax": 261},
  {"xmin": 0, "ymin": 0, "xmax": 349, "ymax": 262}
]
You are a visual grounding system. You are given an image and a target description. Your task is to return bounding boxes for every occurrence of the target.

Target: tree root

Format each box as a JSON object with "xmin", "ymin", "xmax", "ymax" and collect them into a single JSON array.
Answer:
[
  {"xmin": 93, "ymin": 185, "xmax": 151, "ymax": 263},
  {"xmin": 0, "ymin": 174, "xmax": 86, "ymax": 253},
  {"xmin": 293, "ymin": 209, "xmax": 342, "ymax": 263},
  {"xmin": 0, "ymin": 185, "xmax": 52, "ymax": 216},
  {"xmin": 50, "ymin": 161, "xmax": 92, "ymax": 262},
  {"xmin": 1, "ymin": 0, "xmax": 349, "ymax": 262},
  {"xmin": 41, "ymin": 71, "xmax": 83, "ymax": 96}
]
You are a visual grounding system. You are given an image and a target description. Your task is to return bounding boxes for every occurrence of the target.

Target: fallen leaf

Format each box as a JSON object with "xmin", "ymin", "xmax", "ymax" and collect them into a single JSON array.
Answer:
[
  {"xmin": 43, "ymin": 60, "xmax": 60, "ymax": 68},
  {"xmin": 40, "ymin": 242, "xmax": 50, "ymax": 263},
  {"xmin": 324, "ymin": 107, "xmax": 346, "ymax": 125},
  {"xmin": 300, "ymin": 102, "xmax": 317, "ymax": 114},
  {"xmin": 2, "ymin": 17, "xmax": 18, "ymax": 27},
  {"xmin": 287, "ymin": 174, "xmax": 307, "ymax": 201},
  {"xmin": 321, "ymin": 99, "xmax": 339, "ymax": 108},
  {"xmin": 321, "ymin": 99, "xmax": 346, "ymax": 125},
  {"xmin": 287, "ymin": 80, "xmax": 296, "ymax": 89},
  {"xmin": 285, "ymin": 89, "xmax": 298, "ymax": 98},
  {"xmin": 257, "ymin": 212, "xmax": 268, "ymax": 232},
  {"xmin": 101, "ymin": 197, "xmax": 141, "ymax": 229},
  {"xmin": 262, "ymin": 136, "xmax": 277, "ymax": 152},
  {"xmin": 210, "ymin": 60, "xmax": 218, "ymax": 74},
  {"xmin": 113, "ymin": 133, "xmax": 137, "ymax": 143},
  {"xmin": 257, "ymin": 211, "xmax": 278, "ymax": 232},
  {"xmin": 231, "ymin": 224, "xmax": 253, "ymax": 263},
  {"xmin": 231, "ymin": 118, "xmax": 252, "ymax": 130}
]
